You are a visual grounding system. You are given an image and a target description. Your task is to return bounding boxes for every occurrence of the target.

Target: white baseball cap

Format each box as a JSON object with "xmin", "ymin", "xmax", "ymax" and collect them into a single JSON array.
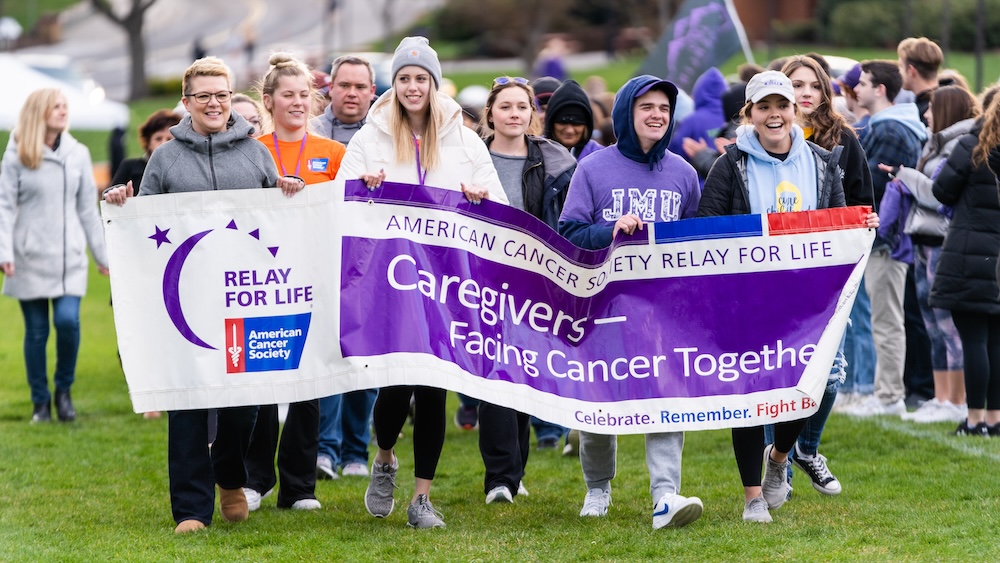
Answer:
[{"xmin": 745, "ymin": 70, "xmax": 795, "ymax": 104}]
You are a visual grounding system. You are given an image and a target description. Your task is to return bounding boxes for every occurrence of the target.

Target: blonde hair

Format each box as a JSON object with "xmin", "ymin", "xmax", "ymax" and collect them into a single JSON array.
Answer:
[
  {"xmin": 15, "ymin": 88, "xmax": 65, "ymax": 170},
  {"xmin": 182, "ymin": 56, "xmax": 233, "ymax": 96},
  {"xmin": 387, "ymin": 80, "xmax": 443, "ymax": 171},
  {"xmin": 480, "ymin": 79, "xmax": 542, "ymax": 139},
  {"xmin": 974, "ymin": 91, "xmax": 1000, "ymax": 167},
  {"xmin": 231, "ymin": 92, "xmax": 270, "ymax": 133},
  {"xmin": 256, "ymin": 52, "xmax": 324, "ymax": 135}
]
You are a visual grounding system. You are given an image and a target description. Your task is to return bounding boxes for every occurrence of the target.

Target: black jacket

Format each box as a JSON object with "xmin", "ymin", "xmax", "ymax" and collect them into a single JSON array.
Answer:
[
  {"xmin": 485, "ymin": 135, "xmax": 576, "ymax": 230},
  {"xmin": 543, "ymin": 80, "xmax": 594, "ymax": 156},
  {"xmin": 929, "ymin": 125, "xmax": 1000, "ymax": 314},
  {"xmin": 698, "ymin": 141, "xmax": 845, "ymax": 217},
  {"xmin": 836, "ymin": 125, "xmax": 874, "ymax": 207}
]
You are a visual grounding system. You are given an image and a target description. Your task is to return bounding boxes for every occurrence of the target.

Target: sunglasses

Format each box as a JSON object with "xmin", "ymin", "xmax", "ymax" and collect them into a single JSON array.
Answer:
[{"xmin": 493, "ymin": 76, "xmax": 529, "ymax": 87}]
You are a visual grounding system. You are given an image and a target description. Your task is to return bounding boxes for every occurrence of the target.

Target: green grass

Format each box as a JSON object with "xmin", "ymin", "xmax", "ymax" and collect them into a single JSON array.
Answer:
[
  {"xmin": 2, "ymin": 262, "xmax": 1000, "ymax": 560},
  {"xmin": 5, "ymin": 0, "xmax": 80, "ymax": 31}
]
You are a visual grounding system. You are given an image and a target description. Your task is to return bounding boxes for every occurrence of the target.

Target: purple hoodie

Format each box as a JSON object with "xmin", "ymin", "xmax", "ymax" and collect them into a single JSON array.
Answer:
[{"xmin": 667, "ymin": 67, "xmax": 727, "ymax": 160}]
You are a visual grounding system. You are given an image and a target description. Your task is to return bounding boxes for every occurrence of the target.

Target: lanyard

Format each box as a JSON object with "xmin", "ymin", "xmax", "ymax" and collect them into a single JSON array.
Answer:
[
  {"xmin": 272, "ymin": 132, "xmax": 308, "ymax": 177},
  {"xmin": 413, "ymin": 134, "xmax": 427, "ymax": 185}
]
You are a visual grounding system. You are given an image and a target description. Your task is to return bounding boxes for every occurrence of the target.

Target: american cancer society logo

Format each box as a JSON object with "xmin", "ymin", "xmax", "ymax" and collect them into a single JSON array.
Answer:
[{"xmin": 150, "ymin": 217, "xmax": 313, "ymax": 374}]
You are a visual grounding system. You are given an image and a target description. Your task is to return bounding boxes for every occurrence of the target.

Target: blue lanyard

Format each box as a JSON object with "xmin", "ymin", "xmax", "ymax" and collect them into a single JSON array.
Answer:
[{"xmin": 272, "ymin": 132, "xmax": 308, "ymax": 177}]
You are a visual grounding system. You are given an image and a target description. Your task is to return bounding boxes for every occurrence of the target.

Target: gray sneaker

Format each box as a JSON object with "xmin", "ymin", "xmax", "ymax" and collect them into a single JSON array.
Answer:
[
  {"xmin": 742, "ymin": 496, "xmax": 772, "ymax": 523},
  {"xmin": 762, "ymin": 444, "xmax": 792, "ymax": 510},
  {"xmin": 364, "ymin": 460, "xmax": 398, "ymax": 518},
  {"xmin": 579, "ymin": 487, "xmax": 612, "ymax": 517},
  {"xmin": 406, "ymin": 494, "xmax": 446, "ymax": 529}
]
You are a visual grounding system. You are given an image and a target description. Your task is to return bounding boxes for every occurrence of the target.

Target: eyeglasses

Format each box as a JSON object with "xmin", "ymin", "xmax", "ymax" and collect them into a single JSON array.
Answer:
[
  {"xmin": 184, "ymin": 91, "xmax": 233, "ymax": 104},
  {"xmin": 493, "ymin": 76, "xmax": 529, "ymax": 87}
]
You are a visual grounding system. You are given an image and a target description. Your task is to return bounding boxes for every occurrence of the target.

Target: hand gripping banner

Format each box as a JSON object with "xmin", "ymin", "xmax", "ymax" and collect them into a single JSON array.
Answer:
[{"xmin": 101, "ymin": 180, "xmax": 873, "ymax": 433}]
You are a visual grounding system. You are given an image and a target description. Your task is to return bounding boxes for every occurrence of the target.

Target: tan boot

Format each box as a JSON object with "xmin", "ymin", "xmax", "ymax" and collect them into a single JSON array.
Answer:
[
  {"xmin": 218, "ymin": 486, "xmax": 249, "ymax": 522},
  {"xmin": 174, "ymin": 519, "xmax": 206, "ymax": 533}
]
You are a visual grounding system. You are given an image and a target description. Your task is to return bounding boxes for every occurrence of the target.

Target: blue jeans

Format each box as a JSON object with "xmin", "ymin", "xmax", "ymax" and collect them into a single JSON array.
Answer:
[
  {"xmin": 20, "ymin": 296, "xmax": 81, "ymax": 405},
  {"xmin": 317, "ymin": 389, "xmax": 376, "ymax": 467},
  {"xmin": 842, "ymin": 275, "xmax": 875, "ymax": 395},
  {"xmin": 531, "ymin": 417, "xmax": 566, "ymax": 442}
]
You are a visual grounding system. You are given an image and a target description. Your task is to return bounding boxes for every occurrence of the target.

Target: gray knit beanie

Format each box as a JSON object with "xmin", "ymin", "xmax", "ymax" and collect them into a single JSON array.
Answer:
[{"xmin": 391, "ymin": 36, "xmax": 442, "ymax": 89}]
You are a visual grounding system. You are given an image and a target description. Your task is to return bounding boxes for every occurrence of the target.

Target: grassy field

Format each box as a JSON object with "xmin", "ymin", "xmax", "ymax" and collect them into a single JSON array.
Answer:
[{"xmin": 1, "ymin": 261, "xmax": 1000, "ymax": 561}]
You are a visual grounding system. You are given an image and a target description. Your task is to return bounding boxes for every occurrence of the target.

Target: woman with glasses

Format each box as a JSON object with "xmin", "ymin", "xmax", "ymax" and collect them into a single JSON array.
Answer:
[
  {"xmin": 231, "ymin": 93, "xmax": 265, "ymax": 134},
  {"xmin": 336, "ymin": 36, "xmax": 508, "ymax": 529},
  {"xmin": 0, "ymin": 88, "xmax": 110, "ymax": 424},
  {"xmin": 239, "ymin": 52, "xmax": 347, "ymax": 515},
  {"xmin": 474, "ymin": 75, "xmax": 576, "ymax": 504},
  {"xmin": 103, "ymin": 56, "xmax": 304, "ymax": 534}
]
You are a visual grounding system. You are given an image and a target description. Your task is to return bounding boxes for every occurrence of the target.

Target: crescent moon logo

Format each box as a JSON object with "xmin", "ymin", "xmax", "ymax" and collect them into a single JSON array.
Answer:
[{"xmin": 163, "ymin": 229, "xmax": 217, "ymax": 349}]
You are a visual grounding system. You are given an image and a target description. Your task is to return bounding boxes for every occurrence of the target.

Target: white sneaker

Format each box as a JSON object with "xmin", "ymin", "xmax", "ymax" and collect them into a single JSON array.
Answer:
[
  {"xmin": 742, "ymin": 496, "xmax": 772, "ymax": 523},
  {"xmin": 341, "ymin": 462, "xmax": 369, "ymax": 477},
  {"xmin": 845, "ymin": 396, "xmax": 906, "ymax": 417},
  {"xmin": 761, "ymin": 444, "xmax": 791, "ymax": 510},
  {"xmin": 517, "ymin": 481, "xmax": 529, "ymax": 496},
  {"xmin": 579, "ymin": 488, "xmax": 612, "ymax": 517},
  {"xmin": 290, "ymin": 498, "xmax": 322, "ymax": 510},
  {"xmin": 242, "ymin": 487, "xmax": 273, "ymax": 512},
  {"xmin": 316, "ymin": 455, "xmax": 339, "ymax": 480},
  {"xmin": 832, "ymin": 391, "xmax": 858, "ymax": 412},
  {"xmin": 485, "ymin": 485, "xmax": 513, "ymax": 504},
  {"xmin": 911, "ymin": 400, "xmax": 966, "ymax": 423},
  {"xmin": 652, "ymin": 492, "xmax": 703, "ymax": 529},
  {"xmin": 902, "ymin": 398, "xmax": 942, "ymax": 421}
]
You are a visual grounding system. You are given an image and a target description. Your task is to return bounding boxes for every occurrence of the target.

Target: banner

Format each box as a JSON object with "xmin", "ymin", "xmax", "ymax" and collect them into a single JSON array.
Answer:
[
  {"xmin": 101, "ymin": 180, "xmax": 872, "ymax": 433},
  {"xmin": 636, "ymin": 0, "xmax": 754, "ymax": 94}
]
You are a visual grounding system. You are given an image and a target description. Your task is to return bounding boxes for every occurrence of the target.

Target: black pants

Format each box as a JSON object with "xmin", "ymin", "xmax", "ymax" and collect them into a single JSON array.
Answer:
[
  {"xmin": 244, "ymin": 400, "xmax": 319, "ymax": 507},
  {"xmin": 951, "ymin": 311, "xmax": 1000, "ymax": 410},
  {"xmin": 904, "ymin": 265, "xmax": 935, "ymax": 400},
  {"xmin": 478, "ymin": 402, "xmax": 530, "ymax": 495},
  {"xmin": 732, "ymin": 419, "xmax": 807, "ymax": 487},
  {"xmin": 373, "ymin": 386, "xmax": 446, "ymax": 480},
  {"xmin": 168, "ymin": 406, "xmax": 258, "ymax": 525}
]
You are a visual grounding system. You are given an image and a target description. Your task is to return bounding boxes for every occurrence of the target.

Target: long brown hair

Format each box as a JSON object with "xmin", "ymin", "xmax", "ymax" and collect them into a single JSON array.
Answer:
[
  {"xmin": 480, "ymin": 78, "xmax": 542, "ymax": 139},
  {"xmin": 780, "ymin": 56, "xmax": 852, "ymax": 150},
  {"xmin": 973, "ymin": 91, "xmax": 1000, "ymax": 166}
]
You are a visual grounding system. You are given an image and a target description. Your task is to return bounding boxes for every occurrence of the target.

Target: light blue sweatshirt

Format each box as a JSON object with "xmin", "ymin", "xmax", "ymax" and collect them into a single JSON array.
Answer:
[{"xmin": 735, "ymin": 123, "xmax": 818, "ymax": 214}]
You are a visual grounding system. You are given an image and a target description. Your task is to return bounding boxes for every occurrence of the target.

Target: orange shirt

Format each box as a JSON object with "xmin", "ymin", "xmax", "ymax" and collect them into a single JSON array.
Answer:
[{"xmin": 257, "ymin": 133, "xmax": 346, "ymax": 185}]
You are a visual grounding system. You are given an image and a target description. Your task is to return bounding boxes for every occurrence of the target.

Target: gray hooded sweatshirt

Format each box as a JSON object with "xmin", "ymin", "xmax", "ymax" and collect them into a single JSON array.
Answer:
[
  {"xmin": 0, "ymin": 132, "xmax": 109, "ymax": 299},
  {"xmin": 139, "ymin": 113, "xmax": 279, "ymax": 195}
]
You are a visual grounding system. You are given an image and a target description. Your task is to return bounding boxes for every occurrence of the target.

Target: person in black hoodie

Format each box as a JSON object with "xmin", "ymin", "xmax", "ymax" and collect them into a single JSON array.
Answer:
[
  {"xmin": 544, "ymin": 79, "xmax": 603, "ymax": 161},
  {"xmin": 930, "ymin": 94, "xmax": 1000, "ymax": 437},
  {"xmin": 474, "ymin": 76, "xmax": 577, "ymax": 503}
]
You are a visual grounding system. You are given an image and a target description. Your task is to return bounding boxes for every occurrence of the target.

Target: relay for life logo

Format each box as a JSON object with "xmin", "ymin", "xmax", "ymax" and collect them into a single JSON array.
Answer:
[{"xmin": 152, "ymin": 218, "xmax": 312, "ymax": 374}]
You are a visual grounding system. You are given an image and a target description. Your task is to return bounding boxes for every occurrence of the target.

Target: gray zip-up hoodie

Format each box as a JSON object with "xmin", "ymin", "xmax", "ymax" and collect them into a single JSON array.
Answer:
[
  {"xmin": 0, "ymin": 132, "xmax": 109, "ymax": 299},
  {"xmin": 139, "ymin": 113, "xmax": 279, "ymax": 195}
]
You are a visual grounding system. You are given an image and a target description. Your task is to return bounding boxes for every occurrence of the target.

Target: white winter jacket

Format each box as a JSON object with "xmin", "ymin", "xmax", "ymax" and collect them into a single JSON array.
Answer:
[
  {"xmin": 336, "ymin": 90, "xmax": 509, "ymax": 204},
  {"xmin": 0, "ymin": 132, "xmax": 108, "ymax": 299}
]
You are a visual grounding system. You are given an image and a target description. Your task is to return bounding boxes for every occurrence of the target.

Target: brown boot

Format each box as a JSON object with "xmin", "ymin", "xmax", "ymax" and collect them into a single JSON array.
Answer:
[
  {"xmin": 174, "ymin": 519, "xmax": 206, "ymax": 534},
  {"xmin": 218, "ymin": 486, "xmax": 249, "ymax": 522}
]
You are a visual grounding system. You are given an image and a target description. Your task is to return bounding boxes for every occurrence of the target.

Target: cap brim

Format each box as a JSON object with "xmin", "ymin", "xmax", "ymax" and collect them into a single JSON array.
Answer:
[
  {"xmin": 635, "ymin": 80, "xmax": 678, "ymax": 100},
  {"xmin": 749, "ymin": 90, "xmax": 796, "ymax": 104}
]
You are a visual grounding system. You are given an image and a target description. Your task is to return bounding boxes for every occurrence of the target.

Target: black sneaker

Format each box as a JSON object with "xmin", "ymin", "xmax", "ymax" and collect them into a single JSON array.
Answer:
[
  {"xmin": 31, "ymin": 401, "xmax": 51, "ymax": 423},
  {"xmin": 990, "ymin": 423, "xmax": 1000, "ymax": 438},
  {"xmin": 454, "ymin": 406, "xmax": 478, "ymax": 430},
  {"xmin": 791, "ymin": 445, "xmax": 842, "ymax": 495},
  {"xmin": 953, "ymin": 420, "xmax": 990, "ymax": 437},
  {"xmin": 55, "ymin": 389, "xmax": 76, "ymax": 422},
  {"xmin": 536, "ymin": 437, "xmax": 559, "ymax": 450}
]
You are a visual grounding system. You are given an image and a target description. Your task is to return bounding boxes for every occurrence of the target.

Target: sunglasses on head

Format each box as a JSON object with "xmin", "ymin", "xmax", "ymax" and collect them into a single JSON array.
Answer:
[{"xmin": 493, "ymin": 76, "xmax": 529, "ymax": 87}]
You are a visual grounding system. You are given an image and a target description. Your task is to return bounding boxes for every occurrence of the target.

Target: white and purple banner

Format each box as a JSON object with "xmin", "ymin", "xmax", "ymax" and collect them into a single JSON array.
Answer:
[{"xmin": 101, "ymin": 180, "xmax": 873, "ymax": 433}]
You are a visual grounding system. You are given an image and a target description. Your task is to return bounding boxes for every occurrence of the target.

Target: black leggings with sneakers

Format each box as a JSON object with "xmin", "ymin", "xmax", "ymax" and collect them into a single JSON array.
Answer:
[
  {"xmin": 372, "ymin": 385, "xmax": 447, "ymax": 480},
  {"xmin": 732, "ymin": 420, "xmax": 808, "ymax": 487},
  {"xmin": 951, "ymin": 311, "xmax": 1000, "ymax": 411}
]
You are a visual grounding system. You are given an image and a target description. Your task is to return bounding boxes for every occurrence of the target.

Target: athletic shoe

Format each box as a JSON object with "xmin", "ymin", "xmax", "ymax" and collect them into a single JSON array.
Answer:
[
  {"xmin": 517, "ymin": 481, "xmax": 529, "ymax": 497},
  {"xmin": 989, "ymin": 422, "xmax": 1000, "ymax": 437},
  {"xmin": 953, "ymin": 420, "xmax": 991, "ymax": 437},
  {"xmin": 742, "ymin": 496, "xmax": 772, "ymax": 523},
  {"xmin": 831, "ymin": 391, "xmax": 858, "ymax": 412},
  {"xmin": 407, "ymin": 494, "xmax": 446, "ymax": 529},
  {"xmin": 290, "ymin": 498, "xmax": 322, "ymax": 510},
  {"xmin": 30, "ymin": 401, "xmax": 51, "ymax": 423},
  {"xmin": 761, "ymin": 444, "xmax": 791, "ymax": 510},
  {"xmin": 537, "ymin": 437, "xmax": 559, "ymax": 450},
  {"xmin": 579, "ymin": 488, "xmax": 612, "ymax": 517},
  {"xmin": 912, "ymin": 400, "xmax": 967, "ymax": 423},
  {"xmin": 341, "ymin": 462, "xmax": 369, "ymax": 478},
  {"xmin": 454, "ymin": 405, "xmax": 478, "ymax": 430},
  {"xmin": 485, "ymin": 485, "xmax": 513, "ymax": 504},
  {"xmin": 364, "ymin": 459, "xmax": 398, "ymax": 517},
  {"xmin": 792, "ymin": 445, "xmax": 841, "ymax": 495},
  {"xmin": 243, "ymin": 487, "xmax": 273, "ymax": 512},
  {"xmin": 562, "ymin": 429, "xmax": 580, "ymax": 457},
  {"xmin": 901, "ymin": 398, "xmax": 942, "ymax": 421},
  {"xmin": 652, "ymin": 492, "xmax": 703, "ymax": 529},
  {"xmin": 844, "ymin": 396, "xmax": 906, "ymax": 417},
  {"xmin": 316, "ymin": 455, "xmax": 339, "ymax": 480}
]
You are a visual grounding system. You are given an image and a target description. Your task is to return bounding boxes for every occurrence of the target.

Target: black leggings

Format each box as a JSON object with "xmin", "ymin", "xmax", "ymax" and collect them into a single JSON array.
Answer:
[
  {"xmin": 732, "ymin": 420, "xmax": 806, "ymax": 487},
  {"xmin": 372, "ymin": 385, "xmax": 446, "ymax": 480},
  {"xmin": 951, "ymin": 310, "xmax": 1000, "ymax": 410}
]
